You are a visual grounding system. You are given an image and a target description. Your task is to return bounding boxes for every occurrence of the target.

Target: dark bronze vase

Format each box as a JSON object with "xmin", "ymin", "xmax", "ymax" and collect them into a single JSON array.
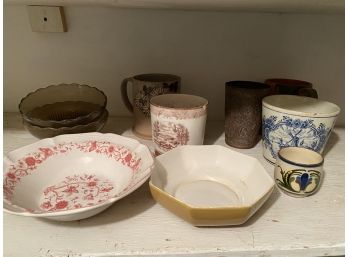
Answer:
[{"xmin": 225, "ymin": 81, "xmax": 271, "ymax": 149}]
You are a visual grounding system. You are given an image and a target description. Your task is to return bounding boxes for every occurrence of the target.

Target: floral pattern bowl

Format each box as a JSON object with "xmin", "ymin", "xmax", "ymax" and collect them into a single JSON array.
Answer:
[
  {"xmin": 262, "ymin": 95, "xmax": 340, "ymax": 164},
  {"xmin": 149, "ymin": 145, "xmax": 274, "ymax": 226},
  {"xmin": 3, "ymin": 133, "xmax": 154, "ymax": 221}
]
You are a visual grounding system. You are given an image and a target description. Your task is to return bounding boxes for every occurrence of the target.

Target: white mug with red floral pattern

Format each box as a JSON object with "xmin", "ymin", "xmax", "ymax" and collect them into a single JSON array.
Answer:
[
  {"xmin": 121, "ymin": 74, "xmax": 180, "ymax": 139},
  {"xmin": 150, "ymin": 94, "xmax": 208, "ymax": 155}
]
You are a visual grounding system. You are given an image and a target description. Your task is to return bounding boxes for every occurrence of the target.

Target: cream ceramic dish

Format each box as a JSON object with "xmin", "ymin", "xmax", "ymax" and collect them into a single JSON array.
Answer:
[
  {"xmin": 4, "ymin": 133, "xmax": 154, "ymax": 221},
  {"xmin": 149, "ymin": 145, "xmax": 274, "ymax": 226},
  {"xmin": 262, "ymin": 95, "xmax": 340, "ymax": 163}
]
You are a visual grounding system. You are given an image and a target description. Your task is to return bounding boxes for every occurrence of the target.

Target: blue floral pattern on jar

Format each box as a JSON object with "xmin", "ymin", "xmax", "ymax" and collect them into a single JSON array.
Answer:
[{"xmin": 262, "ymin": 116, "xmax": 331, "ymax": 159}]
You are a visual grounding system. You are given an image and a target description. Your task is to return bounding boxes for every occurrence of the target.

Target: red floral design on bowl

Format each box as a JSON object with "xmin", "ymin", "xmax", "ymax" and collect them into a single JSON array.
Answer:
[{"xmin": 3, "ymin": 133, "xmax": 154, "ymax": 221}]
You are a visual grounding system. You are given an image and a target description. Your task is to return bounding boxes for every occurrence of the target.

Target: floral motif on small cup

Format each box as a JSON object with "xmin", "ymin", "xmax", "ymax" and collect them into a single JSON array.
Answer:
[
  {"xmin": 262, "ymin": 116, "xmax": 330, "ymax": 159},
  {"xmin": 153, "ymin": 120, "xmax": 189, "ymax": 152},
  {"xmin": 276, "ymin": 166, "xmax": 320, "ymax": 194},
  {"xmin": 134, "ymin": 82, "xmax": 178, "ymax": 117},
  {"xmin": 40, "ymin": 174, "xmax": 115, "ymax": 212}
]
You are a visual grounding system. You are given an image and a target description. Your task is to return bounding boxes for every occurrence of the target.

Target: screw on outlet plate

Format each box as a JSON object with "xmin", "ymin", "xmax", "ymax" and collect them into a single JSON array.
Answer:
[{"xmin": 27, "ymin": 6, "xmax": 67, "ymax": 33}]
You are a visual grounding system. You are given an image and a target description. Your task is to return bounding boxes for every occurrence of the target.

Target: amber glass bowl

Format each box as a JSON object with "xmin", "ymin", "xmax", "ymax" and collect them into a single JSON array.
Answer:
[{"xmin": 19, "ymin": 83, "xmax": 107, "ymax": 128}]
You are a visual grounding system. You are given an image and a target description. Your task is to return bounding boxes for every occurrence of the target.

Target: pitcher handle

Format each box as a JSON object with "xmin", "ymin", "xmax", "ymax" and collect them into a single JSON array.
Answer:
[{"xmin": 121, "ymin": 77, "xmax": 134, "ymax": 113}]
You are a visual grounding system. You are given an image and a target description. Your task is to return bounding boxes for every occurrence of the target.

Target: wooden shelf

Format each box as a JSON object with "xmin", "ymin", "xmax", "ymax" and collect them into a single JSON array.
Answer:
[
  {"xmin": 4, "ymin": 0, "xmax": 344, "ymax": 14},
  {"xmin": 4, "ymin": 113, "xmax": 345, "ymax": 257}
]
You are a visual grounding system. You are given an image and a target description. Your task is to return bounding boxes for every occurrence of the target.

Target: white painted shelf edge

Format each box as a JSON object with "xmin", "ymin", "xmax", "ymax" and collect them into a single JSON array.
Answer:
[
  {"xmin": 3, "ymin": 113, "xmax": 345, "ymax": 257},
  {"xmin": 4, "ymin": 0, "xmax": 345, "ymax": 14}
]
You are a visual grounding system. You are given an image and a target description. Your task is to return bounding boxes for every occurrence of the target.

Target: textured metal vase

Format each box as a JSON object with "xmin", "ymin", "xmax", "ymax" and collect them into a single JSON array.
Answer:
[{"xmin": 225, "ymin": 81, "xmax": 271, "ymax": 149}]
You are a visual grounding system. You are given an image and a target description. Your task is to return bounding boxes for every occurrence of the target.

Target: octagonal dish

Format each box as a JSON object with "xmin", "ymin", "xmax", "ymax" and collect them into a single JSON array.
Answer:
[
  {"xmin": 4, "ymin": 133, "xmax": 154, "ymax": 221},
  {"xmin": 149, "ymin": 145, "xmax": 274, "ymax": 226}
]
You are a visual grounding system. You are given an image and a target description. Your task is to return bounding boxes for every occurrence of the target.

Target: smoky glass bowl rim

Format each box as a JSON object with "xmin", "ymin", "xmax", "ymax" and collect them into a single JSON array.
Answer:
[
  {"xmin": 23, "ymin": 109, "xmax": 109, "ymax": 131},
  {"xmin": 22, "ymin": 110, "xmax": 109, "ymax": 139},
  {"xmin": 19, "ymin": 83, "xmax": 107, "ymax": 127}
]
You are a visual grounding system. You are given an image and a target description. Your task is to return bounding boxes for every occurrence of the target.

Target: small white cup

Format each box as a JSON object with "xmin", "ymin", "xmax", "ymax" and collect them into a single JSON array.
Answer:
[
  {"xmin": 274, "ymin": 147, "xmax": 324, "ymax": 197},
  {"xmin": 150, "ymin": 94, "xmax": 208, "ymax": 155}
]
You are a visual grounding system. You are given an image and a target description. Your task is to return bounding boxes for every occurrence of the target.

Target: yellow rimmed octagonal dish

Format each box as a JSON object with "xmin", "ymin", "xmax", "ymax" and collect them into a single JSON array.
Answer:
[{"xmin": 149, "ymin": 145, "xmax": 274, "ymax": 226}]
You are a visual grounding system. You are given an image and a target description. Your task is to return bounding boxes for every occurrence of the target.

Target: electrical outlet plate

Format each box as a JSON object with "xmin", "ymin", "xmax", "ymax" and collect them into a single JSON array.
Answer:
[{"xmin": 27, "ymin": 6, "xmax": 67, "ymax": 33}]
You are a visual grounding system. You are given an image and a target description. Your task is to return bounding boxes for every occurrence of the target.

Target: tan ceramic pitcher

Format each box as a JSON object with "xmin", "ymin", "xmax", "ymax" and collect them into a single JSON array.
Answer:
[{"xmin": 121, "ymin": 73, "xmax": 180, "ymax": 139}]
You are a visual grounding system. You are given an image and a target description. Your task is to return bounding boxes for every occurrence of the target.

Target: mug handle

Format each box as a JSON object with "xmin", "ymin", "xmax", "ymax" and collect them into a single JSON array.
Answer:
[
  {"xmin": 298, "ymin": 88, "xmax": 318, "ymax": 99},
  {"xmin": 121, "ymin": 78, "xmax": 134, "ymax": 113}
]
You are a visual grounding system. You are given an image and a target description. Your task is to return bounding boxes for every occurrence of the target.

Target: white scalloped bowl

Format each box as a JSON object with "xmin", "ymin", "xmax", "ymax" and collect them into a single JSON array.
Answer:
[{"xmin": 3, "ymin": 133, "xmax": 154, "ymax": 221}]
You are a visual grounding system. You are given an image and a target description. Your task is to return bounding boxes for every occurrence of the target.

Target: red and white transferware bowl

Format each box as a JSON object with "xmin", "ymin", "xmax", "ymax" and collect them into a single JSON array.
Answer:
[{"xmin": 3, "ymin": 133, "xmax": 154, "ymax": 221}]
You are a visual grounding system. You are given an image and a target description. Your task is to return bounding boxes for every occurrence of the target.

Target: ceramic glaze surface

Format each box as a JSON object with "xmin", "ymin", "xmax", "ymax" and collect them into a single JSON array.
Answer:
[
  {"xmin": 3, "ymin": 133, "xmax": 154, "ymax": 221},
  {"xmin": 174, "ymin": 180, "xmax": 244, "ymax": 207},
  {"xmin": 262, "ymin": 114, "xmax": 331, "ymax": 161},
  {"xmin": 150, "ymin": 94, "xmax": 207, "ymax": 155},
  {"xmin": 150, "ymin": 145, "xmax": 274, "ymax": 226},
  {"xmin": 275, "ymin": 167, "xmax": 321, "ymax": 195},
  {"xmin": 121, "ymin": 74, "xmax": 180, "ymax": 139},
  {"xmin": 39, "ymin": 174, "xmax": 116, "ymax": 212},
  {"xmin": 262, "ymin": 95, "xmax": 340, "ymax": 163},
  {"xmin": 274, "ymin": 147, "xmax": 323, "ymax": 197}
]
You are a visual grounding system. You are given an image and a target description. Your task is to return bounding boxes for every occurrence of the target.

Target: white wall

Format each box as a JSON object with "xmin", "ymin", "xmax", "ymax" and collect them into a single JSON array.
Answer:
[{"xmin": 4, "ymin": 5, "xmax": 345, "ymax": 125}]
